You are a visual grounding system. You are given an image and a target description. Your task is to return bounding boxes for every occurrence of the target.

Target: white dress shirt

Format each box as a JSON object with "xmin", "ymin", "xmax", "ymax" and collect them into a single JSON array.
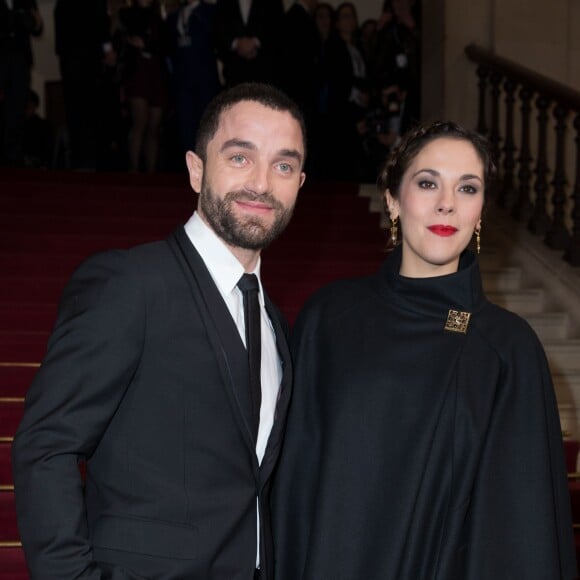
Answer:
[{"xmin": 239, "ymin": 0, "xmax": 252, "ymax": 24}]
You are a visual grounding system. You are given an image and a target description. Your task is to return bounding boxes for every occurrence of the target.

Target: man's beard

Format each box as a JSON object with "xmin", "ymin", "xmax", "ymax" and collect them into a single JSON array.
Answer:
[{"xmin": 199, "ymin": 180, "xmax": 295, "ymax": 250}]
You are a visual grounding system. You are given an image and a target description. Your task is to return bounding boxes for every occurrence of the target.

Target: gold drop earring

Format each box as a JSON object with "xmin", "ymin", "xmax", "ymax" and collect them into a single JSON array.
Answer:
[
  {"xmin": 391, "ymin": 216, "xmax": 399, "ymax": 246},
  {"xmin": 474, "ymin": 225, "xmax": 481, "ymax": 255}
]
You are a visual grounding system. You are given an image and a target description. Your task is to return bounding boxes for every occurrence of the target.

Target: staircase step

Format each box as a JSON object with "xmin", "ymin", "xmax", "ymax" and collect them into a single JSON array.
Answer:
[
  {"xmin": 0, "ymin": 304, "xmax": 57, "ymax": 333},
  {"xmin": 481, "ymin": 267, "xmax": 523, "ymax": 292},
  {"xmin": 545, "ymin": 340, "xmax": 580, "ymax": 372},
  {"xmin": 0, "ymin": 547, "xmax": 27, "ymax": 580},
  {"xmin": 0, "ymin": 401, "xmax": 24, "ymax": 439},
  {"xmin": 476, "ymin": 249, "xmax": 505, "ymax": 270},
  {"xmin": 0, "ymin": 443, "xmax": 12, "ymax": 487},
  {"xmin": 0, "ymin": 276, "xmax": 68, "ymax": 303},
  {"xmin": 553, "ymin": 373, "xmax": 580, "ymax": 407},
  {"xmin": 486, "ymin": 289, "xmax": 545, "ymax": 315},
  {"xmin": 0, "ymin": 491, "xmax": 19, "ymax": 543},
  {"xmin": 0, "ymin": 333, "xmax": 49, "ymax": 361},
  {"xmin": 524, "ymin": 312, "xmax": 571, "ymax": 341},
  {"xmin": 0, "ymin": 366, "xmax": 38, "ymax": 398}
]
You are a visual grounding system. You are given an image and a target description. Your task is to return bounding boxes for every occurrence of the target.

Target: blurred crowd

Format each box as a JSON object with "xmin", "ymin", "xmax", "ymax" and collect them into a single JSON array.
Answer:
[{"xmin": 0, "ymin": 0, "xmax": 420, "ymax": 181}]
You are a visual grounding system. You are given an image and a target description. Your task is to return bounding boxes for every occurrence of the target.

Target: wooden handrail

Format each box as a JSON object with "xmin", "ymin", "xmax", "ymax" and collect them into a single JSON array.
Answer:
[{"xmin": 465, "ymin": 44, "xmax": 580, "ymax": 111}]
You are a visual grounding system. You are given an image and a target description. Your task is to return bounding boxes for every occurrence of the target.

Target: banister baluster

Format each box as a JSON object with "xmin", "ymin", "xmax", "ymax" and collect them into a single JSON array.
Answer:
[
  {"xmin": 564, "ymin": 113, "xmax": 580, "ymax": 265},
  {"xmin": 499, "ymin": 78, "xmax": 518, "ymax": 208},
  {"xmin": 489, "ymin": 72, "xmax": 503, "ymax": 176},
  {"xmin": 511, "ymin": 86, "xmax": 534, "ymax": 222},
  {"xmin": 545, "ymin": 104, "xmax": 570, "ymax": 249},
  {"xmin": 528, "ymin": 96, "xmax": 552, "ymax": 235},
  {"xmin": 476, "ymin": 65, "xmax": 489, "ymax": 135}
]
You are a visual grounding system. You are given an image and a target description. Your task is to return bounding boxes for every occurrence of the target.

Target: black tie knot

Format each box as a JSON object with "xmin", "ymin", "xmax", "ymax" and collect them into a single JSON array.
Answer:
[{"xmin": 237, "ymin": 273, "xmax": 259, "ymax": 294}]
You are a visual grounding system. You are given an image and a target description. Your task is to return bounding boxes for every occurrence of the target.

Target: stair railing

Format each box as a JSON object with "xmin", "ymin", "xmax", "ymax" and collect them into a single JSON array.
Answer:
[{"xmin": 465, "ymin": 43, "xmax": 580, "ymax": 266}]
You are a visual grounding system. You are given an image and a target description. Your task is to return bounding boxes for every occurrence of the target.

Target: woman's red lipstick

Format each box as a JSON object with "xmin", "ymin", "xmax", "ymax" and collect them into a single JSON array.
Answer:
[{"xmin": 428, "ymin": 225, "xmax": 458, "ymax": 236}]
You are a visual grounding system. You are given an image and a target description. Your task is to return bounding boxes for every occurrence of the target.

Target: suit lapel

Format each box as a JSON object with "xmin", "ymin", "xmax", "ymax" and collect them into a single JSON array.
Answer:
[
  {"xmin": 259, "ymin": 296, "xmax": 293, "ymax": 486},
  {"xmin": 168, "ymin": 227, "xmax": 257, "ymax": 465}
]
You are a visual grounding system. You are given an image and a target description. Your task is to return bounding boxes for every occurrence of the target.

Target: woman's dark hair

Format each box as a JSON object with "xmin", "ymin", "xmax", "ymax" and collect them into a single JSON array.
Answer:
[
  {"xmin": 377, "ymin": 121, "xmax": 496, "ymax": 199},
  {"xmin": 194, "ymin": 82, "xmax": 307, "ymax": 164}
]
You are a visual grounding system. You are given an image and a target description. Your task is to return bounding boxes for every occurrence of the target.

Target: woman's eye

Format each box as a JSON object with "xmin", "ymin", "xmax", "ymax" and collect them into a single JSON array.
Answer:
[
  {"xmin": 418, "ymin": 180, "xmax": 436, "ymax": 189},
  {"xmin": 459, "ymin": 184, "xmax": 478, "ymax": 194}
]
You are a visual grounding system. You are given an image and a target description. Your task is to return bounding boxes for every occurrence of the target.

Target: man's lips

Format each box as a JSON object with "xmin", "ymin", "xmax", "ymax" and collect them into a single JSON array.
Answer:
[
  {"xmin": 235, "ymin": 199, "xmax": 273, "ymax": 213},
  {"xmin": 427, "ymin": 225, "xmax": 458, "ymax": 236}
]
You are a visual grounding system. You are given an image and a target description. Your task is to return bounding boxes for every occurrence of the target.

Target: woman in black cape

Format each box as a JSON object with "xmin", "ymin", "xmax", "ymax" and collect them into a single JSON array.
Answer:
[{"xmin": 272, "ymin": 121, "xmax": 576, "ymax": 579}]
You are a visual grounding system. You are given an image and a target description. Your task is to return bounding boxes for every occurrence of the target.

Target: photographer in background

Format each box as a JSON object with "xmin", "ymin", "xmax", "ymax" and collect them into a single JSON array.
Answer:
[
  {"xmin": 0, "ymin": 0, "xmax": 43, "ymax": 166},
  {"xmin": 359, "ymin": 71, "xmax": 414, "ymax": 179}
]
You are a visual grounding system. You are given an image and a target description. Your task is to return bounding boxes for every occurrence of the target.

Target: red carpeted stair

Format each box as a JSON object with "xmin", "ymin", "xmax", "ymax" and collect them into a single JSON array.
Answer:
[
  {"xmin": 2, "ymin": 169, "xmax": 578, "ymax": 578},
  {"xmin": 0, "ymin": 169, "xmax": 385, "ymax": 578}
]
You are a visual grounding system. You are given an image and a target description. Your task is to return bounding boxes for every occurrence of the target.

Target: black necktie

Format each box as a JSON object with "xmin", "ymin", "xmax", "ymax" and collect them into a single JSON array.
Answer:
[{"xmin": 237, "ymin": 273, "xmax": 262, "ymax": 440}]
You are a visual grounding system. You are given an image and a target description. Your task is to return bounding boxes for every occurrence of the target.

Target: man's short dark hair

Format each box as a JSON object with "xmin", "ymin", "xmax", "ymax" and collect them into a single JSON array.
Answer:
[{"xmin": 195, "ymin": 83, "xmax": 307, "ymax": 164}]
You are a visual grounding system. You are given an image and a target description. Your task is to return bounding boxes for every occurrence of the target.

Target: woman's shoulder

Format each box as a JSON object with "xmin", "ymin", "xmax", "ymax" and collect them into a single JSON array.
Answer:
[
  {"xmin": 475, "ymin": 300, "xmax": 544, "ymax": 354},
  {"xmin": 293, "ymin": 273, "xmax": 381, "ymax": 331}
]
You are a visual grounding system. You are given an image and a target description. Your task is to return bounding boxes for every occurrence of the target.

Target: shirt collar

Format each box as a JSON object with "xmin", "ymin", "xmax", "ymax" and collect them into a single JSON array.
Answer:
[{"xmin": 184, "ymin": 211, "xmax": 266, "ymax": 306}]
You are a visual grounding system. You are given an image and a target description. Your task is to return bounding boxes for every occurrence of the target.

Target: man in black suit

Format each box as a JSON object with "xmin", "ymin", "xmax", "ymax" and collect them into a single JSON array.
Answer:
[
  {"xmin": 12, "ymin": 82, "xmax": 307, "ymax": 580},
  {"xmin": 0, "ymin": 0, "xmax": 43, "ymax": 165},
  {"xmin": 278, "ymin": 0, "xmax": 319, "ymax": 173},
  {"xmin": 213, "ymin": 0, "xmax": 284, "ymax": 87},
  {"xmin": 54, "ymin": 0, "xmax": 112, "ymax": 169}
]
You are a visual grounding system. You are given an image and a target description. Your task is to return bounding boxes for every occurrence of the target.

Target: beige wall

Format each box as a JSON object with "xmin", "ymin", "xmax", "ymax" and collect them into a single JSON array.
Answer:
[{"xmin": 432, "ymin": 0, "xmax": 580, "ymax": 124}]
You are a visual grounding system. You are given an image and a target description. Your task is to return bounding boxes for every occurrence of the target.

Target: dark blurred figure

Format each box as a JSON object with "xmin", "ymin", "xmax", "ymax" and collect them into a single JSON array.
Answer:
[
  {"xmin": 358, "ymin": 18, "xmax": 377, "ymax": 70},
  {"xmin": 54, "ymin": 0, "xmax": 110, "ymax": 170},
  {"xmin": 279, "ymin": 0, "xmax": 318, "ymax": 170},
  {"xmin": 22, "ymin": 88, "xmax": 53, "ymax": 168},
  {"xmin": 307, "ymin": 1, "xmax": 333, "ymax": 179},
  {"xmin": 360, "ymin": 70, "xmax": 413, "ymax": 180},
  {"xmin": 0, "ymin": 0, "xmax": 42, "ymax": 166},
  {"xmin": 372, "ymin": 0, "xmax": 420, "ymax": 123},
  {"xmin": 116, "ymin": 0, "xmax": 168, "ymax": 173},
  {"xmin": 312, "ymin": 2, "xmax": 333, "ymax": 116},
  {"xmin": 213, "ymin": 0, "xmax": 284, "ymax": 87},
  {"xmin": 166, "ymin": 0, "xmax": 220, "ymax": 155},
  {"xmin": 324, "ymin": 2, "xmax": 368, "ymax": 181}
]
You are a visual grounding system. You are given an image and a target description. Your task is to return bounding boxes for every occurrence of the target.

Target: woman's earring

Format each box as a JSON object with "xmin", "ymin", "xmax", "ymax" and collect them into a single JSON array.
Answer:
[
  {"xmin": 391, "ymin": 216, "xmax": 399, "ymax": 246},
  {"xmin": 474, "ymin": 225, "xmax": 481, "ymax": 255}
]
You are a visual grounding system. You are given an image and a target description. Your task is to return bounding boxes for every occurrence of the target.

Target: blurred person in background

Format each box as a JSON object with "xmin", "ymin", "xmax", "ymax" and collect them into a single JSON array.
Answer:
[
  {"xmin": 116, "ymin": 0, "xmax": 168, "ymax": 173},
  {"xmin": 213, "ymin": 0, "xmax": 284, "ymax": 88},
  {"xmin": 324, "ymin": 2, "xmax": 368, "ymax": 181},
  {"xmin": 278, "ymin": 0, "xmax": 318, "ymax": 173},
  {"xmin": 55, "ymin": 0, "xmax": 111, "ymax": 170},
  {"xmin": 166, "ymin": 0, "xmax": 220, "ymax": 155},
  {"xmin": 0, "ymin": 0, "xmax": 42, "ymax": 166},
  {"xmin": 22, "ymin": 88, "xmax": 53, "ymax": 168}
]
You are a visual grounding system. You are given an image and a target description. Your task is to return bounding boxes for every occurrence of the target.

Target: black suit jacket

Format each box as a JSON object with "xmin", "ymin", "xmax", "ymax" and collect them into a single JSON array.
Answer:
[
  {"xmin": 278, "ymin": 3, "xmax": 319, "ymax": 121},
  {"xmin": 12, "ymin": 227, "xmax": 292, "ymax": 580},
  {"xmin": 213, "ymin": 0, "xmax": 284, "ymax": 86}
]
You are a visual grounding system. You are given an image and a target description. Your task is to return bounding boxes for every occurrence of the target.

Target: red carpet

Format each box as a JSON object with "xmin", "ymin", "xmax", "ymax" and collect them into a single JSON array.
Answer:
[
  {"xmin": 0, "ymin": 169, "xmax": 385, "ymax": 578},
  {"xmin": 1, "ymin": 169, "xmax": 578, "ymax": 577}
]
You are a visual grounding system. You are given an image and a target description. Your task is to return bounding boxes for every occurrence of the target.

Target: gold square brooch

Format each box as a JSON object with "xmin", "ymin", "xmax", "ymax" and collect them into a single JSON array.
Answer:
[{"xmin": 444, "ymin": 309, "xmax": 471, "ymax": 334}]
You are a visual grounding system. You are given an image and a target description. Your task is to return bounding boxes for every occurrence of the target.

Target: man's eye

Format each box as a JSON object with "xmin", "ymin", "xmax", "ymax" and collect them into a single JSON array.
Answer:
[
  {"xmin": 231, "ymin": 154, "xmax": 246, "ymax": 164},
  {"xmin": 278, "ymin": 163, "xmax": 292, "ymax": 173}
]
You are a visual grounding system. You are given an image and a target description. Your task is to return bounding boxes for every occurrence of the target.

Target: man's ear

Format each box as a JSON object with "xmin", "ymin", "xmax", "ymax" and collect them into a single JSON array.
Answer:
[
  {"xmin": 299, "ymin": 171, "xmax": 306, "ymax": 188},
  {"xmin": 185, "ymin": 151, "xmax": 203, "ymax": 193}
]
